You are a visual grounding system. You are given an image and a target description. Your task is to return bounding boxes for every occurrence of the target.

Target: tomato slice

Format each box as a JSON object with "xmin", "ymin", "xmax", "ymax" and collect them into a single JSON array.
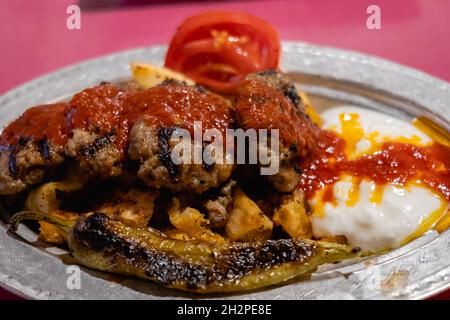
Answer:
[{"xmin": 164, "ymin": 12, "xmax": 281, "ymax": 93}]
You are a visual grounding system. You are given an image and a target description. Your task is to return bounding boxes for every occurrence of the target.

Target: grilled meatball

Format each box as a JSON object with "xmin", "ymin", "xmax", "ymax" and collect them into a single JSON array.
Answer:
[
  {"xmin": 0, "ymin": 81, "xmax": 235, "ymax": 195},
  {"xmin": 0, "ymin": 103, "xmax": 69, "ymax": 195},
  {"xmin": 235, "ymin": 70, "xmax": 318, "ymax": 192},
  {"xmin": 245, "ymin": 70, "xmax": 304, "ymax": 109},
  {"xmin": 127, "ymin": 83, "xmax": 235, "ymax": 193},
  {"xmin": 65, "ymin": 84, "xmax": 130, "ymax": 178},
  {"xmin": 1, "ymin": 70, "xmax": 314, "ymax": 197}
]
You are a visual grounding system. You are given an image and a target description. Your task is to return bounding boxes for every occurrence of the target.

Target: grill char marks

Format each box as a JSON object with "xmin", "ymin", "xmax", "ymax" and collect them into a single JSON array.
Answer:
[
  {"xmin": 221, "ymin": 240, "xmax": 315, "ymax": 278},
  {"xmin": 72, "ymin": 213, "xmax": 210, "ymax": 288},
  {"xmin": 8, "ymin": 153, "xmax": 17, "ymax": 177},
  {"xmin": 71, "ymin": 213, "xmax": 319, "ymax": 290},
  {"xmin": 78, "ymin": 132, "xmax": 114, "ymax": 158},
  {"xmin": 156, "ymin": 127, "xmax": 179, "ymax": 181},
  {"xmin": 36, "ymin": 138, "xmax": 50, "ymax": 160},
  {"xmin": 283, "ymin": 83, "xmax": 301, "ymax": 107}
]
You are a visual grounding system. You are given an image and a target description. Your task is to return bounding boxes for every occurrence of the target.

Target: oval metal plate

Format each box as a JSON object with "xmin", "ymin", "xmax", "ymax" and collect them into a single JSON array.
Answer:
[{"xmin": 0, "ymin": 42, "xmax": 449, "ymax": 300}]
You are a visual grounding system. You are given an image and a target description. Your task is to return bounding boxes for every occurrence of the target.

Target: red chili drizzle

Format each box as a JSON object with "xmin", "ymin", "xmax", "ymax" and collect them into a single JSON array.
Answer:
[
  {"xmin": 0, "ymin": 103, "xmax": 70, "ymax": 147},
  {"xmin": 0, "ymin": 84, "xmax": 233, "ymax": 155},
  {"xmin": 298, "ymin": 129, "xmax": 450, "ymax": 202}
]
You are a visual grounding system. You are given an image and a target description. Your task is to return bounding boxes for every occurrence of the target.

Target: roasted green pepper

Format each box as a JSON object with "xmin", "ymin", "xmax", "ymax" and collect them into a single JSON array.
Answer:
[{"xmin": 10, "ymin": 211, "xmax": 360, "ymax": 293}]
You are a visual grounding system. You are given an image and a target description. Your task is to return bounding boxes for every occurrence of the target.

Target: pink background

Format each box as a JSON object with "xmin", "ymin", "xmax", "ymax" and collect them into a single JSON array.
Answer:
[{"xmin": 0, "ymin": 0, "xmax": 449, "ymax": 299}]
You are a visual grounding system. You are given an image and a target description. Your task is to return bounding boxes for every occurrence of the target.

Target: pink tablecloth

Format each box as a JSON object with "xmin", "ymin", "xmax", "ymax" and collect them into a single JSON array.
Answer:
[{"xmin": 0, "ymin": 0, "xmax": 449, "ymax": 299}]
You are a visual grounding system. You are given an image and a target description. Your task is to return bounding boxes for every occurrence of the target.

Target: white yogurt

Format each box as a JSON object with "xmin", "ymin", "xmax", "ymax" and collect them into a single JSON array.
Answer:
[
  {"xmin": 310, "ymin": 176, "xmax": 444, "ymax": 252},
  {"xmin": 309, "ymin": 106, "xmax": 446, "ymax": 252}
]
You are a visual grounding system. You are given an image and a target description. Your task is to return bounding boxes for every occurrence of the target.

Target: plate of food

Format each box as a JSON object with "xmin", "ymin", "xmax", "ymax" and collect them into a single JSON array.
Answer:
[{"xmin": 0, "ymin": 12, "xmax": 449, "ymax": 300}]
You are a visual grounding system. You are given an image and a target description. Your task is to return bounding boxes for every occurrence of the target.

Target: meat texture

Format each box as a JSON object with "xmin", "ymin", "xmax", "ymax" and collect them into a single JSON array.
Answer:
[
  {"xmin": 127, "ymin": 82, "xmax": 235, "ymax": 193},
  {"xmin": 65, "ymin": 84, "xmax": 130, "ymax": 178},
  {"xmin": 0, "ymin": 81, "xmax": 235, "ymax": 195},
  {"xmin": 235, "ymin": 70, "xmax": 318, "ymax": 192},
  {"xmin": 0, "ymin": 103, "xmax": 69, "ymax": 195}
]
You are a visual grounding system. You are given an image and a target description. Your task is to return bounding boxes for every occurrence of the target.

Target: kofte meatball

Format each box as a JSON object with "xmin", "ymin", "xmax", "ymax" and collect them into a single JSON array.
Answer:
[
  {"xmin": 127, "ymin": 82, "xmax": 235, "ymax": 193},
  {"xmin": 235, "ymin": 70, "xmax": 318, "ymax": 192},
  {"xmin": 0, "ymin": 103, "xmax": 69, "ymax": 195},
  {"xmin": 65, "ymin": 83, "xmax": 130, "ymax": 178}
]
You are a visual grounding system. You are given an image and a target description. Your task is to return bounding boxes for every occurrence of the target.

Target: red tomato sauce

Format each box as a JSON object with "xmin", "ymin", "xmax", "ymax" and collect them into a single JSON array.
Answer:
[
  {"xmin": 0, "ymin": 103, "xmax": 70, "ymax": 147},
  {"xmin": 235, "ymin": 79, "xmax": 317, "ymax": 157},
  {"xmin": 299, "ymin": 129, "xmax": 450, "ymax": 202},
  {"xmin": 126, "ymin": 84, "xmax": 233, "ymax": 134},
  {"xmin": 67, "ymin": 84, "xmax": 130, "ymax": 155},
  {"xmin": 0, "ymin": 84, "xmax": 233, "ymax": 155}
]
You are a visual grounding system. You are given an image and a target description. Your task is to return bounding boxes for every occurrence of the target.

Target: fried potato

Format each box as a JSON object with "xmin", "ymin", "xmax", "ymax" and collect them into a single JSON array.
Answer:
[
  {"xmin": 131, "ymin": 62, "xmax": 194, "ymax": 89},
  {"xmin": 225, "ymin": 188, "xmax": 273, "ymax": 241},
  {"xmin": 96, "ymin": 188, "xmax": 159, "ymax": 228},
  {"xmin": 272, "ymin": 189, "xmax": 312, "ymax": 239},
  {"xmin": 168, "ymin": 198, "xmax": 225, "ymax": 243}
]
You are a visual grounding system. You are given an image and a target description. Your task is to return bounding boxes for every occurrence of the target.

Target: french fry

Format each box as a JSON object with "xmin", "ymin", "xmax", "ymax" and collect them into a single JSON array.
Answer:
[{"xmin": 131, "ymin": 62, "xmax": 194, "ymax": 89}]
